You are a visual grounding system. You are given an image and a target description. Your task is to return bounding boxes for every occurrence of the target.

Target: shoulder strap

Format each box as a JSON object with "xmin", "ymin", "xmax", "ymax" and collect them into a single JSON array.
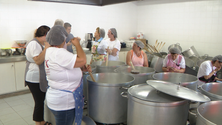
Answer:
[{"xmin": 33, "ymin": 38, "xmax": 44, "ymax": 50}]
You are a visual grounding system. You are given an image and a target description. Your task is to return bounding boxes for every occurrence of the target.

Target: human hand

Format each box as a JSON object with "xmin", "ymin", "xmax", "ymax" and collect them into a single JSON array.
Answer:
[
  {"xmin": 71, "ymin": 37, "xmax": 81, "ymax": 46},
  {"xmin": 44, "ymin": 42, "xmax": 50, "ymax": 49},
  {"xmin": 215, "ymin": 67, "xmax": 221, "ymax": 71},
  {"xmin": 66, "ymin": 41, "xmax": 72, "ymax": 46}
]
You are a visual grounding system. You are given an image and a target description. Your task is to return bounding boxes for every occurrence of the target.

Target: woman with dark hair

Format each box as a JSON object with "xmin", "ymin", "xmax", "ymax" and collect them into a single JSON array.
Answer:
[
  {"xmin": 162, "ymin": 47, "xmax": 186, "ymax": 73},
  {"xmin": 197, "ymin": 55, "xmax": 222, "ymax": 87},
  {"xmin": 126, "ymin": 40, "xmax": 148, "ymax": 67},
  {"xmin": 91, "ymin": 27, "xmax": 108, "ymax": 62},
  {"xmin": 25, "ymin": 25, "xmax": 51, "ymax": 125}
]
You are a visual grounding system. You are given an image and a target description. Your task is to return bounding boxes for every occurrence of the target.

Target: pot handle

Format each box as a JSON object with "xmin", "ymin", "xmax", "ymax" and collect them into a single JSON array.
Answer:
[
  {"xmin": 119, "ymin": 85, "xmax": 131, "ymax": 90},
  {"xmin": 121, "ymin": 92, "xmax": 128, "ymax": 98},
  {"xmin": 176, "ymin": 43, "xmax": 180, "ymax": 45}
]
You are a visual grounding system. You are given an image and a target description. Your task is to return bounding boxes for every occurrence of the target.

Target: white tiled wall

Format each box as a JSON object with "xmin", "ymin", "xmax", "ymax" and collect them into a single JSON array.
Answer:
[
  {"xmin": 0, "ymin": 0, "xmax": 222, "ymax": 57},
  {"xmin": 137, "ymin": 0, "xmax": 222, "ymax": 56},
  {"xmin": 0, "ymin": 0, "xmax": 137, "ymax": 48}
]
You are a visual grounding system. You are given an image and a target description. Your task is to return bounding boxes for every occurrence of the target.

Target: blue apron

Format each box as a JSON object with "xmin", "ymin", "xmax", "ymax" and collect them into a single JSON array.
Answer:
[{"xmin": 53, "ymin": 78, "xmax": 84, "ymax": 125}]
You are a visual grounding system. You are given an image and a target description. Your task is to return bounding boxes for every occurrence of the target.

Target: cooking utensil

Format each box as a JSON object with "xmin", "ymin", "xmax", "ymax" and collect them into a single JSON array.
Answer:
[
  {"xmin": 157, "ymin": 42, "xmax": 162, "ymax": 51},
  {"xmin": 158, "ymin": 42, "xmax": 165, "ymax": 51},
  {"xmin": 130, "ymin": 61, "xmax": 139, "ymax": 74},
  {"xmin": 91, "ymin": 60, "xmax": 125, "ymax": 73},
  {"xmin": 115, "ymin": 66, "xmax": 155, "ymax": 85},
  {"xmin": 182, "ymin": 46, "xmax": 199, "ymax": 58},
  {"xmin": 85, "ymin": 64, "xmax": 96, "ymax": 82},
  {"xmin": 196, "ymin": 101, "xmax": 222, "ymax": 125},
  {"xmin": 146, "ymin": 80, "xmax": 210, "ymax": 102},
  {"xmin": 199, "ymin": 82, "xmax": 222, "ymax": 101},
  {"xmin": 152, "ymin": 72, "xmax": 198, "ymax": 91},
  {"xmin": 87, "ymin": 73, "xmax": 134, "ymax": 124},
  {"xmin": 125, "ymin": 84, "xmax": 189, "ymax": 125},
  {"xmin": 106, "ymin": 47, "xmax": 109, "ymax": 66}
]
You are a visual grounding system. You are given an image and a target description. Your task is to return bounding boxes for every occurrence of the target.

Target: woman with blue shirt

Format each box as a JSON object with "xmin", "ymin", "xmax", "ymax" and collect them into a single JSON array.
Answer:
[{"xmin": 91, "ymin": 27, "xmax": 108, "ymax": 62}]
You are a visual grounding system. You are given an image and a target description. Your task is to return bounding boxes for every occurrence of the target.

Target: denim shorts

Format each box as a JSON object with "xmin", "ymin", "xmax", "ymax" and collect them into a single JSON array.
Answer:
[{"xmin": 50, "ymin": 108, "xmax": 75, "ymax": 125}]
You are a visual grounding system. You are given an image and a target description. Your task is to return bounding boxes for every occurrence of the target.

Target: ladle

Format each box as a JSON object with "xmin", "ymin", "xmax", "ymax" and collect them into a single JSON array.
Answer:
[{"xmin": 130, "ymin": 61, "xmax": 139, "ymax": 74}]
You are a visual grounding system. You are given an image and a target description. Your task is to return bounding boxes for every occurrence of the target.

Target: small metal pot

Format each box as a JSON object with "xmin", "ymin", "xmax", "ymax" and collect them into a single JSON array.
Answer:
[
  {"xmin": 196, "ymin": 101, "xmax": 222, "ymax": 125},
  {"xmin": 182, "ymin": 46, "xmax": 199, "ymax": 58}
]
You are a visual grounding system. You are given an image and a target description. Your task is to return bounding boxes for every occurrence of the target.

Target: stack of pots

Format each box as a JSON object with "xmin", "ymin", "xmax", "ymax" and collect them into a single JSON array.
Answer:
[
  {"xmin": 114, "ymin": 65, "xmax": 155, "ymax": 85},
  {"xmin": 91, "ymin": 60, "xmax": 126, "ymax": 73},
  {"xmin": 86, "ymin": 73, "xmax": 134, "ymax": 124},
  {"xmin": 152, "ymin": 72, "xmax": 198, "ymax": 91},
  {"xmin": 123, "ymin": 80, "xmax": 210, "ymax": 125}
]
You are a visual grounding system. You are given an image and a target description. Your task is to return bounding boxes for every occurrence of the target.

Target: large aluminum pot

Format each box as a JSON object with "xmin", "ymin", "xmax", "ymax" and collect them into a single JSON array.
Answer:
[
  {"xmin": 196, "ymin": 101, "xmax": 222, "ymax": 125},
  {"xmin": 182, "ymin": 46, "xmax": 200, "ymax": 58},
  {"xmin": 199, "ymin": 82, "xmax": 222, "ymax": 101},
  {"xmin": 114, "ymin": 65, "xmax": 155, "ymax": 85},
  {"xmin": 125, "ymin": 84, "xmax": 189, "ymax": 125},
  {"xmin": 168, "ymin": 43, "xmax": 182, "ymax": 52},
  {"xmin": 150, "ymin": 55, "xmax": 164, "ymax": 72},
  {"xmin": 91, "ymin": 61, "xmax": 125, "ymax": 73},
  {"xmin": 152, "ymin": 72, "xmax": 198, "ymax": 91},
  {"xmin": 83, "ymin": 65, "xmax": 96, "ymax": 101},
  {"xmin": 86, "ymin": 73, "xmax": 134, "ymax": 124},
  {"xmin": 184, "ymin": 57, "xmax": 195, "ymax": 68}
]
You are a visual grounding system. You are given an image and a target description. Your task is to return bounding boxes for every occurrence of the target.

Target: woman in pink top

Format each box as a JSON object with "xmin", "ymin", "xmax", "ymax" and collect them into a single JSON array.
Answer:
[
  {"xmin": 126, "ymin": 40, "xmax": 148, "ymax": 67},
  {"xmin": 162, "ymin": 47, "xmax": 186, "ymax": 73}
]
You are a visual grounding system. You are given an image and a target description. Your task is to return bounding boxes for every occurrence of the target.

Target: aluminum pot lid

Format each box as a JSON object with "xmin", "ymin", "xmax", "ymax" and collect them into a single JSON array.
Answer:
[
  {"xmin": 128, "ymin": 84, "xmax": 184, "ymax": 102},
  {"xmin": 146, "ymin": 80, "xmax": 210, "ymax": 102}
]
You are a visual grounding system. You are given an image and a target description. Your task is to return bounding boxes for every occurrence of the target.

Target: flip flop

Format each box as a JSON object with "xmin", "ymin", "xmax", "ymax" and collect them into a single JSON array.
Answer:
[{"xmin": 44, "ymin": 121, "xmax": 52, "ymax": 125}]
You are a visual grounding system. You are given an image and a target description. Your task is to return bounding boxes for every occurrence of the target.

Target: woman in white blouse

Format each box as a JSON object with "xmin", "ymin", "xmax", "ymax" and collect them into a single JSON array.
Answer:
[
  {"xmin": 91, "ymin": 27, "xmax": 108, "ymax": 63},
  {"xmin": 106, "ymin": 28, "xmax": 121, "ymax": 61},
  {"xmin": 45, "ymin": 25, "xmax": 86, "ymax": 125}
]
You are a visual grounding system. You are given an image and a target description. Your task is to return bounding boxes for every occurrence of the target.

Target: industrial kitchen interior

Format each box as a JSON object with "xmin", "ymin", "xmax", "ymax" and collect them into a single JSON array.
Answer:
[{"xmin": 0, "ymin": 0, "xmax": 222, "ymax": 125}]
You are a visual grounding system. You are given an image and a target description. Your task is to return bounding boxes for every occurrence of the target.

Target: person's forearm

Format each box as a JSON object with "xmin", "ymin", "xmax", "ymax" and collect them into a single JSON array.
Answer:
[
  {"xmin": 33, "ymin": 48, "xmax": 46, "ymax": 65},
  {"xmin": 162, "ymin": 67, "xmax": 169, "ymax": 72},
  {"xmin": 176, "ymin": 68, "xmax": 185, "ymax": 73},
  {"xmin": 204, "ymin": 70, "xmax": 216, "ymax": 79},
  {"xmin": 76, "ymin": 44, "xmax": 86, "ymax": 59}
]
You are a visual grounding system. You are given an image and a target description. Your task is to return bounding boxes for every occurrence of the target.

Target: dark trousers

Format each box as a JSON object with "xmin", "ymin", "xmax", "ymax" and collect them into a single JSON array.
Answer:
[{"xmin": 26, "ymin": 81, "xmax": 46, "ymax": 122}]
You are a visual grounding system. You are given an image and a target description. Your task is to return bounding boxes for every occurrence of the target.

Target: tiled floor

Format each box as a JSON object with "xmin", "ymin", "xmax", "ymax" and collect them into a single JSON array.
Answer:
[{"xmin": 0, "ymin": 93, "xmax": 35, "ymax": 125}]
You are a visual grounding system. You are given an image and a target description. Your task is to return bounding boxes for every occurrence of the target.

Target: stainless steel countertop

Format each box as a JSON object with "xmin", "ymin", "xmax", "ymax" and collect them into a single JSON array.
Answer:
[
  {"xmin": 0, "ymin": 48, "xmax": 131, "ymax": 64},
  {"xmin": 0, "ymin": 55, "xmax": 26, "ymax": 64}
]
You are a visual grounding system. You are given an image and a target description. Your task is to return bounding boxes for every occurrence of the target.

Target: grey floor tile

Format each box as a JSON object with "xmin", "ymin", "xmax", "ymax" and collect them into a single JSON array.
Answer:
[
  {"xmin": 6, "ymin": 99, "xmax": 27, "ymax": 107},
  {"xmin": 3, "ymin": 96, "xmax": 21, "ymax": 103},
  {"xmin": 11, "ymin": 104, "xmax": 33, "ymax": 112},
  {"xmin": 23, "ymin": 115, "xmax": 35, "ymax": 125},
  {"xmin": 3, "ymin": 118, "xmax": 28, "ymax": 125},
  {"xmin": 18, "ymin": 93, "xmax": 33, "ymax": 100},
  {"xmin": 0, "ymin": 102, "xmax": 10, "ymax": 109},
  {"xmin": 0, "ymin": 112, "xmax": 21, "ymax": 123},
  {"xmin": 16, "ymin": 107, "xmax": 33, "ymax": 118},
  {"xmin": 0, "ymin": 107, "xmax": 16, "ymax": 116},
  {"xmin": 0, "ymin": 99, "xmax": 5, "ymax": 104},
  {"xmin": 0, "ymin": 120, "xmax": 3, "ymax": 125}
]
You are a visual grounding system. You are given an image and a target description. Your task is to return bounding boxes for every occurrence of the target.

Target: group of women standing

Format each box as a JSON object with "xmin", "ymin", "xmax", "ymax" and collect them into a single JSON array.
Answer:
[{"xmin": 25, "ymin": 21, "xmax": 222, "ymax": 125}]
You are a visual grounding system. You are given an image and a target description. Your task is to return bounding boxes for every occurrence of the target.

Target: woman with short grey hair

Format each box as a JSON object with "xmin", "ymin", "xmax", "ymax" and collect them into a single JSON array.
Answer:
[
  {"xmin": 162, "ymin": 47, "xmax": 186, "ymax": 73},
  {"xmin": 91, "ymin": 27, "xmax": 108, "ymax": 62},
  {"xmin": 106, "ymin": 28, "xmax": 121, "ymax": 61}
]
